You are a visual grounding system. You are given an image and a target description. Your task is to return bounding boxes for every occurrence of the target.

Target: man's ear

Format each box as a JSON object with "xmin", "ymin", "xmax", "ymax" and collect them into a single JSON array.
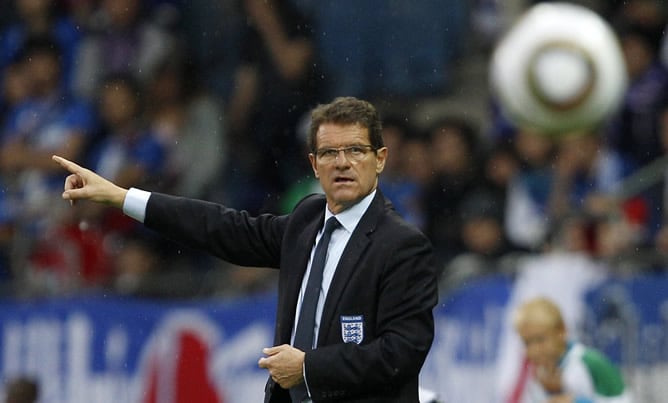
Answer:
[
  {"xmin": 309, "ymin": 153, "xmax": 319, "ymax": 178},
  {"xmin": 375, "ymin": 147, "xmax": 388, "ymax": 174}
]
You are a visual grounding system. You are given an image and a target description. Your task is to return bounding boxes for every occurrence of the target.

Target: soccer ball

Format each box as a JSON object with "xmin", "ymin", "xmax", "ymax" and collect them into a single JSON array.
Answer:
[{"xmin": 489, "ymin": 2, "xmax": 627, "ymax": 134}]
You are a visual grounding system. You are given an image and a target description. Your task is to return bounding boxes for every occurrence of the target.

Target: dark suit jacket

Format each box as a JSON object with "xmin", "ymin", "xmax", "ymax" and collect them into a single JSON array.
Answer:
[{"xmin": 144, "ymin": 190, "xmax": 439, "ymax": 402}]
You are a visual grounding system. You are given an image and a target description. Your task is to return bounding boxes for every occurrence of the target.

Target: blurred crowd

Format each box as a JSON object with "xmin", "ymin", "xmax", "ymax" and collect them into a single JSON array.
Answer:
[{"xmin": 1, "ymin": 0, "xmax": 668, "ymax": 300}]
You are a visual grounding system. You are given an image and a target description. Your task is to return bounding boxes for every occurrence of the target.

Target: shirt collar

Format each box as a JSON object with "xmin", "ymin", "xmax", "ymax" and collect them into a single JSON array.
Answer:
[
  {"xmin": 325, "ymin": 190, "xmax": 376, "ymax": 233},
  {"xmin": 558, "ymin": 341, "xmax": 574, "ymax": 368}
]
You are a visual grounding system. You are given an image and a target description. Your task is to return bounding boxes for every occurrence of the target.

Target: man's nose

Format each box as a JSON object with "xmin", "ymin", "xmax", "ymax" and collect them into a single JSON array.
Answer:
[{"xmin": 333, "ymin": 150, "xmax": 349, "ymax": 165}]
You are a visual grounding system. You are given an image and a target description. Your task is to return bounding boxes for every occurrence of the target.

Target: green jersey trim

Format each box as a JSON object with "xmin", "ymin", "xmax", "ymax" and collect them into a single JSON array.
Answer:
[{"xmin": 581, "ymin": 348, "xmax": 625, "ymax": 397}]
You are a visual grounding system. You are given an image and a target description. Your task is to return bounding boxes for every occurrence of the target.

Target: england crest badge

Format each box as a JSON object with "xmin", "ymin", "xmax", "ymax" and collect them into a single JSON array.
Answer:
[{"xmin": 340, "ymin": 315, "xmax": 364, "ymax": 344}]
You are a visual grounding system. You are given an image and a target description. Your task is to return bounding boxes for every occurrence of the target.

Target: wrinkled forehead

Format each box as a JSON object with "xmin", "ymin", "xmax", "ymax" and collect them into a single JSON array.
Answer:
[{"xmin": 315, "ymin": 123, "xmax": 370, "ymax": 147}]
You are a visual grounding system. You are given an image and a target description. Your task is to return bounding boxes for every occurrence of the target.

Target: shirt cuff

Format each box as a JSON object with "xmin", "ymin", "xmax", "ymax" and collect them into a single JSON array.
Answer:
[
  {"xmin": 122, "ymin": 187, "xmax": 151, "ymax": 223},
  {"xmin": 303, "ymin": 361, "xmax": 312, "ymax": 397}
]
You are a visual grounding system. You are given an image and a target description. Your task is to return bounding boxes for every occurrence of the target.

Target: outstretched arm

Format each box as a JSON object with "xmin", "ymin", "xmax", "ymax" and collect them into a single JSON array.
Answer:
[{"xmin": 52, "ymin": 155, "xmax": 128, "ymax": 208}]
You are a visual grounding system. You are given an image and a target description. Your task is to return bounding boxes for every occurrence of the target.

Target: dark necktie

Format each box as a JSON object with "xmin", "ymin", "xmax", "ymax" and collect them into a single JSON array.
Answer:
[{"xmin": 290, "ymin": 216, "xmax": 340, "ymax": 402}]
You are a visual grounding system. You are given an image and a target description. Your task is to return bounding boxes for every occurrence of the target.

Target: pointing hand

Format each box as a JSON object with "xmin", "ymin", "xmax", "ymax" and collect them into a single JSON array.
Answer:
[{"xmin": 52, "ymin": 155, "xmax": 128, "ymax": 208}]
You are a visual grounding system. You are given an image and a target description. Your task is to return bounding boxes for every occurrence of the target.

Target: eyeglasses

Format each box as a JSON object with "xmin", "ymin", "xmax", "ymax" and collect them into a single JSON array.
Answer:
[{"xmin": 314, "ymin": 145, "xmax": 376, "ymax": 163}]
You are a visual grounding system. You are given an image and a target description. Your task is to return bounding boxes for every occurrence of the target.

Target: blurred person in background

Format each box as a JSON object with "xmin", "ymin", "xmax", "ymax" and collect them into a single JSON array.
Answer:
[
  {"xmin": 1, "ymin": 37, "xmax": 94, "ymax": 213},
  {"xmin": 482, "ymin": 140, "xmax": 521, "ymax": 216},
  {"xmin": 23, "ymin": 72, "xmax": 172, "ymax": 296},
  {"xmin": 401, "ymin": 131, "xmax": 433, "ymax": 182},
  {"xmin": 145, "ymin": 57, "xmax": 226, "ymax": 200},
  {"xmin": 175, "ymin": 0, "xmax": 244, "ymax": 102},
  {"xmin": 0, "ymin": 0, "xmax": 81, "ymax": 93},
  {"xmin": 646, "ymin": 103, "xmax": 668, "ymax": 269},
  {"xmin": 18, "ymin": 72, "xmax": 163, "ymax": 295},
  {"xmin": 89, "ymin": 73, "xmax": 165, "ymax": 192},
  {"xmin": 0, "ymin": 57, "xmax": 30, "ymax": 270},
  {"xmin": 605, "ymin": 0, "xmax": 668, "ymax": 169},
  {"xmin": 58, "ymin": 0, "xmax": 100, "ymax": 32},
  {"xmin": 0, "ymin": 36, "xmax": 95, "ymax": 251},
  {"xmin": 378, "ymin": 115, "xmax": 427, "ymax": 229},
  {"xmin": 440, "ymin": 187, "xmax": 521, "ymax": 296},
  {"xmin": 511, "ymin": 296, "xmax": 631, "ymax": 403},
  {"xmin": 551, "ymin": 132, "xmax": 648, "ymax": 270},
  {"xmin": 506, "ymin": 128, "xmax": 639, "ymax": 258},
  {"xmin": 398, "ymin": 132, "xmax": 432, "ymax": 231},
  {"xmin": 504, "ymin": 128, "xmax": 556, "ymax": 251},
  {"xmin": 548, "ymin": 132, "xmax": 631, "ymax": 220},
  {"xmin": 84, "ymin": 73, "xmax": 168, "ymax": 294},
  {"xmin": 0, "ymin": 60, "xmax": 30, "ymax": 280},
  {"xmin": 439, "ymin": 139, "xmax": 523, "ymax": 294},
  {"xmin": 73, "ymin": 0, "xmax": 176, "ymax": 100},
  {"xmin": 423, "ymin": 116, "xmax": 484, "ymax": 266},
  {"xmin": 0, "ymin": 47, "xmax": 37, "ymax": 295},
  {"xmin": 226, "ymin": 0, "xmax": 321, "ymax": 213},
  {"xmin": 0, "ymin": 60, "xmax": 30, "ymax": 128}
]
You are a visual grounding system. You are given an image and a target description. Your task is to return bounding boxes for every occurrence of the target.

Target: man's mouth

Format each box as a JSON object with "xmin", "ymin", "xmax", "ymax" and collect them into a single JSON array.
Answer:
[{"xmin": 334, "ymin": 176, "xmax": 354, "ymax": 183}]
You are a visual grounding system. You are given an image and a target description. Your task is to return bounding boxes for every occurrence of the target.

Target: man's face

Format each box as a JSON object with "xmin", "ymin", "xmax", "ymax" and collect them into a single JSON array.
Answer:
[
  {"xmin": 517, "ymin": 321, "xmax": 567, "ymax": 369},
  {"xmin": 25, "ymin": 52, "xmax": 60, "ymax": 95},
  {"xmin": 309, "ymin": 123, "xmax": 387, "ymax": 214},
  {"xmin": 100, "ymin": 83, "xmax": 137, "ymax": 128}
]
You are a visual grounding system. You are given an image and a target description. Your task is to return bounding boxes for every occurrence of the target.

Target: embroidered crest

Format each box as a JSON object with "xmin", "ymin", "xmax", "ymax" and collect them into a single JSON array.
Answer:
[{"xmin": 340, "ymin": 315, "xmax": 364, "ymax": 344}]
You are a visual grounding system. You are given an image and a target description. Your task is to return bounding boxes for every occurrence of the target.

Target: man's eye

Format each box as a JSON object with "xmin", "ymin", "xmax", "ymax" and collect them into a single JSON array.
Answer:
[
  {"xmin": 348, "ymin": 146, "xmax": 363, "ymax": 154},
  {"xmin": 321, "ymin": 149, "xmax": 338, "ymax": 158}
]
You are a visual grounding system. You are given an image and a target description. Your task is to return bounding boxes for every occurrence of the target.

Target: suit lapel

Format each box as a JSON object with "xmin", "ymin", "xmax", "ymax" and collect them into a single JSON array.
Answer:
[
  {"xmin": 280, "ymin": 211, "xmax": 324, "ymax": 343},
  {"xmin": 317, "ymin": 191, "xmax": 385, "ymax": 343}
]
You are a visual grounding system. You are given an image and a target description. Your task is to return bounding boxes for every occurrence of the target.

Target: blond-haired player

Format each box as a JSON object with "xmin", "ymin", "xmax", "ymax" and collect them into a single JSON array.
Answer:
[{"xmin": 512, "ymin": 297, "xmax": 631, "ymax": 403}]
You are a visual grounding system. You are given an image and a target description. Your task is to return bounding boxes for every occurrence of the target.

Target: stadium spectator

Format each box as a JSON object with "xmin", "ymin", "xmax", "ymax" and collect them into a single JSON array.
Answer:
[
  {"xmin": 378, "ymin": 116, "xmax": 427, "ymax": 229},
  {"xmin": 440, "ymin": 188, "xmax": 520, "ymax": 295},
  {"xmin": 0, "ymin": 0, "xmax": 82, "ymax": 92},
  {"xmin": 605, "ymin": 1, "xmax": 668, "ymax": 169},
  {"xmin": 482, "ymin": 140, "xmax": 521, "ymax": 214},
  {"xmin": 84, "ymin": 73, "xmax": 166, "ymax": 291},
  {"xmin": 0, "ymin": 59, "xmax": 30, "ymax": 130},
  {"xmin": 504, "ymin": 128, "xmax": 557, "ymax": 250},
  {"xmin": 0, "ymin": 36, "xmax": 95, "ymax": 238},
  {"xmin": 647, "ymin": 104, "xmax": 668, "ymax": 268},
  {"xmin": 176, "ymin": 0, "xmax": 243, "ymax": 102},
  {"xmin": 88, "ymin": 73, "xmax": 165, "ymax": 193},
  {"xmin": 145, "ymin": 57, "xmax": 226, "ymax": 200},
  {"xmin": 423, "ymin": 116, "xmax": 484, "ymax": 265},
  {"xmin": 72, "ymin": 0, "xmax": 176, "ymax": 100},
  {"xmin": 226, "ymin": 0, "xmax": 321, "ymax": 213},
  {"xmin": 506, "ymin": 128, "xmax": 638, "ymax": 255},
  {"xmin": 20, "ymin": 72, "xmax": 165, "ymax": 296}
]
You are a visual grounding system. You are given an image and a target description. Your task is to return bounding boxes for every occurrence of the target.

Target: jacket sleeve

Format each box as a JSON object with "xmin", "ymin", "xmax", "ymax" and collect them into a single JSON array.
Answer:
[{"xmin": 143, "ymin": 192, "xmax": 287, "ymax": 268}]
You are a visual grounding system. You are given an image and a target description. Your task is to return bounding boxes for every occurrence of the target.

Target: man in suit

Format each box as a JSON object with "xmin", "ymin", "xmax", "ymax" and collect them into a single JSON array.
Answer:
[{"xmin": 53, "ymin": 96, "xmax": 439, "ymax": 402}]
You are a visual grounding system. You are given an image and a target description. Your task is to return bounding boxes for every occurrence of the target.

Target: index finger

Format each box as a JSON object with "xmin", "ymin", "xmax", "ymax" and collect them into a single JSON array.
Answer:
[{"xmin": 52, "ymin": 155, "xmax": 85, "ymax": 175}]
